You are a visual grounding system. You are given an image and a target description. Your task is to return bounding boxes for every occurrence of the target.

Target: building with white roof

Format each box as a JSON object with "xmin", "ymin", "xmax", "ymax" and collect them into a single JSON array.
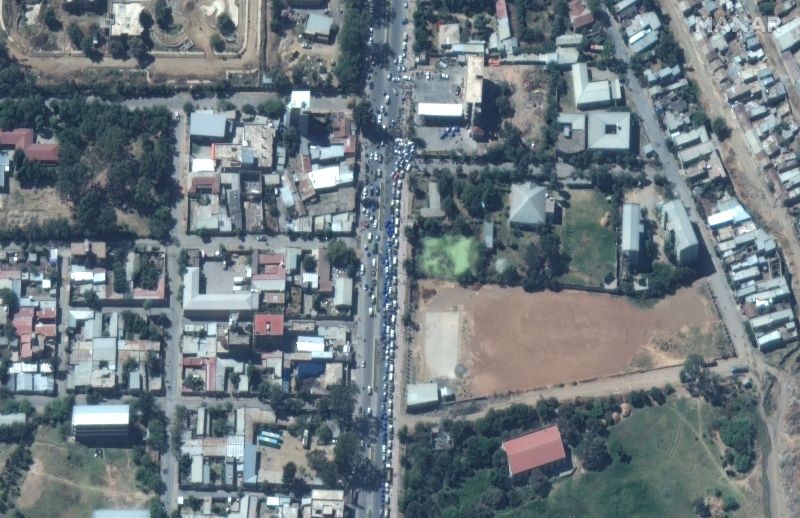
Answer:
[
  {"xmin": 182, "ymin": 267, "xmax": 258, "ymax": 319},
  {"xmin": 417, "ymin": 103, "xmax": 464, "ymax": 124},
  {"xmin": 72, "ymin": 404, "xmax": 130, "ymax": 444},
  {"xmin": 774, "ymin": 17, "xmax": 800, "ymax": 53},
  {"xmin": 307, "ymin": 162, "xmax": 354, "ymax": 191},
  {"xmin": 110, "ymin": 1, "xmax": 144, "ymax": 36},
  {"xmin": 621, "ymin": 203, "xmax": 642, "ymax": 266},
  {"xmin": 572, "ymin": 63, "xmax": 623, "ymax": 109},
  {"xmin": 660, "ymin": 199, "xmax": 699, "ymax": 265}
]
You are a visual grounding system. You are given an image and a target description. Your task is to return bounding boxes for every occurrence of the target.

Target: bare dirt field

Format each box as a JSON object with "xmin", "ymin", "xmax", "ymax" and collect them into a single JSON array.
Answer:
[
  {"xmin": 0, "ymin": 179, "xmax": 73, "ymax": 228},
  {"xmin": 414, "ymin": 281, "xmax": 722, "ymax": 398},
  {"xmin": 482, "ymin": 65, "xmax": 546, "ymax": 144}
]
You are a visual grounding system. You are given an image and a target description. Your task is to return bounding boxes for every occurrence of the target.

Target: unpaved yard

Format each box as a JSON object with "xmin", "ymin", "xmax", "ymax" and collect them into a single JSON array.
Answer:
[{"xmin": 414, "ymin": 281, "xmax": 721, "ymax": 398}]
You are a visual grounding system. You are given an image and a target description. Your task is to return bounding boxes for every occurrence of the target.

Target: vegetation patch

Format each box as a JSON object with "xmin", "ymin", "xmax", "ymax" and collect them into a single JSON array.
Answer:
[
  {"xmin": 420, "ymin": 236, "xmax": 478, "ymax": 280},
  {"xmin": 558, "ymin": 189, "xmax": 617, "ymax": 287},
  {"xmin": 17, "ymin": 427, "xmax": 148, "ymax": 518},
  {"xmin": 514, "ymin": 398, "xmax": 760, "ymax": 517}
]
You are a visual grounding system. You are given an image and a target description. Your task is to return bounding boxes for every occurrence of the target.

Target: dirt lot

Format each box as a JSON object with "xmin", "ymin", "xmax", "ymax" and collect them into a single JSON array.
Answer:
[
  {"xmin": 17, "ymin": 427, "xmax": 148, "ymax": 518},
  {"xmin": 483, "ymin": 65, "xmax": 546, "ymax": 144},
  {"xmin": 0, "ymin": 179, "xmax": 73, "ymax": 228},
  {"xmin": 414, "ymin": 281, "xmax": 721, "ymax": 398}
]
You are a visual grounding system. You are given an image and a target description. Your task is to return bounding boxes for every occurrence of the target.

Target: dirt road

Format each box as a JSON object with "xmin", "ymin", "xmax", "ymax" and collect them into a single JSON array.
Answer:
[
  {"xmin": 402, "ymin": 359, "xmax": 740, "ymax": 427},
  {"xmin": 660, "ymin": 3, "xmax": 795, "ymax": 516},
  {"xmin": 661, "ymin": 1, "xmax": 800, "ymax": 300}
]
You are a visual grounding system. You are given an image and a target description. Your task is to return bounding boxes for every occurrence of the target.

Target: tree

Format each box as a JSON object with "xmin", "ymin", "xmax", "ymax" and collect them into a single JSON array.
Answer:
[
  {"xmin": 327, "ymin": 239, "xmax": 360, "ymax": 276},
  {"xmin": 43, "ymin": 7, "xmax": 62, "ymax": 31},
  {"xmin": 210, "ymin": 34, "xmax": 225, "ymax": 52},
  {"xmin": 147, "ymin": 419, "xmax": 168, "ymax": 453},
  {"xmin": 352, "ymin": 98, "xmax": 374, "ymax": 133},
  {"xmin": 282, "ymin": 461, "xmax": 297, "ymax": 486},
  {"xmin": 217, "ymin": 13, "xmax": 236, "ymax": 36},
  {"xmin": 283, "ymin": 126, "xmax": 300, "ymax": 156},
  {"xmin": 303, "ymin": 255, "xmax": 317, "ymax": 272},
  {"xmin": 67, "ymin": 23, "xmax": 84, "ymax": 48},
  {"xmin": 128, "ymin": 36, "xmax": 152, "ymax": 67},
  {"xmin": 712, "ymin": 117, "xmax": 731, "ymax": 141},
  {"xmin": 241, "ymin": 103, "xmax": 256, "ymax": 116},
  {"xmin": 183, "ymin": 102, "xmax": 195, "ymax": 115},
  {"xmin": 333, "ymin": 431, "xmax": 360, "ymax": 480},
  {"xmin": 0, "ymin": 288, "xmax": 19, "ymax": 317},
  {"xmin": 154, "ymin": 0, "xmax": 173, "ymax": 30},
  {"xmin": 109, "ymin": 37, "xmax": 129, "ymax": 59},
  {"xmin": 83, "ymin": 289, "xmax": 101, "ymax": 311},
  {"xmin": 76, "ymin": 189, "xmax": 117, "ymax": 236},
  {"xmin": 257, "ymin": 98, "xmax": 286, "ymax": 118},
  {"xmin": 317, "ymin": 424, "xmax": 333, "ymax": 444},
  {"xmin": 581, "ymin": 436, "xmax": 611, "ymax": 471},
  {"xmin": 528, "ymin": 468, "xmax": 551, "ymax": 498},
  {"xmin": 139, "ymin": 10, "xmax": 154, "ymax": 31},
  {"xmin": 149, "ymin": 207, "xmax": 175, "ymax": 240}
]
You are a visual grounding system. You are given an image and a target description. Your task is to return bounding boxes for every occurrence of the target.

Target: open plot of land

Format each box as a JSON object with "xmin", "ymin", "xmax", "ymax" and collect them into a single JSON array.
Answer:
[
  {"xmin": 258, "ymin": 432, "xmax": 321, "ymax": 485},
  {"xmin": 483, "ymin": 65, "xmax": 546, "ymax": 144},
  {"xmin": 0, "ymin": 179, "xmax": 73, "ymax": 228},
  {"xmin": 415, "ymin": 282, "xmax": 720, "ymax": 397},
  {"xmin": 17, "ymin": 427, "xmax": 148, "ymax": 518},
  {"xmin": 499, "ymin": 398, "xmax": 763, "ymax": 517},
  {"xmin": 558, "ymin": 189, "xmax": 617, "ymax": 287},
  {"xmin": 420, "ymin": 236, "xmax": 477, "ymax": 280}
]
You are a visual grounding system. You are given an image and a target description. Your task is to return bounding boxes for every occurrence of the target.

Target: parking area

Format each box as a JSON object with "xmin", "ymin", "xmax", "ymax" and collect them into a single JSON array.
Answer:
[{"xmin": 412, "ymin": 62, "xmax": 479, "ymax": 154}]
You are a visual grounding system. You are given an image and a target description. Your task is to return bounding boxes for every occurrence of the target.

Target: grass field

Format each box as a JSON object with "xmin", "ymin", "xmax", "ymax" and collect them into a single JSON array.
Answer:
[
  {"xmin": 499, "ymin": 398, "xmax": 762, "ymax": 517},
  {"xmin": 420, "ymin": 236, "xmax": 477, "ymax": 279},
  {"xmin": 16, "ymin": 427, "xmax": 148, "ymax": 518},
  {"xmin": 558, "ymin": 189, "xmax": 617, "ymax": 287}
]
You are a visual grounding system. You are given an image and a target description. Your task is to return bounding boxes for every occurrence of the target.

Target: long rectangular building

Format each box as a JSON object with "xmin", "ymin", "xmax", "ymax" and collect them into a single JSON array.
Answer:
[{"xmin": 73, "ymin": 404, "xmax": 130, "ymax": 444}]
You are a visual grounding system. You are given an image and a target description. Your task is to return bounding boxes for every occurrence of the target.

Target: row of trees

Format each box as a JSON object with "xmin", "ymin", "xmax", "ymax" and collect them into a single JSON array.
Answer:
[{"xmin": 334, "ymin": 0, "xmax": 370, "ymax": 94}]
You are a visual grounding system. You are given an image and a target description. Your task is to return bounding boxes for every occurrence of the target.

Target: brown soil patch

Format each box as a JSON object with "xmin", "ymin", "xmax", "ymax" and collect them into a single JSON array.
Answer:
[{"xmin": 415, "ymin": 281, "xmax": 719, "ymax": 398}]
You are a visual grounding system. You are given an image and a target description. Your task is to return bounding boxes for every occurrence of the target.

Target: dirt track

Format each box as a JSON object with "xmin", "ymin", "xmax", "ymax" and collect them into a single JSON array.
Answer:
[{"xmin": 416, "ymin": 282, "xmax": 719, "ymax": 398}]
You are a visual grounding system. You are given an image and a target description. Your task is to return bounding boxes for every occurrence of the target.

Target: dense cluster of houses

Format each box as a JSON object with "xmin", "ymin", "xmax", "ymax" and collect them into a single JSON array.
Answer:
[{"xmin": 187, "ymin": 93, "xmax": 359, "ymax": 237}]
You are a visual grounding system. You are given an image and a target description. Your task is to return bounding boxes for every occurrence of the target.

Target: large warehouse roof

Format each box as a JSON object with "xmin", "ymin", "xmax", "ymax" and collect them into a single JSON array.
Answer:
[
  {"xmin": 406, "ymin": 382, "xmax": 440, "ymax": 408},
  {"xmin": 501, "ymin": 425, "xmax": 567, "ymax": 476},
  {"xmin": 417, "ymin": 103, "xmax": 464, "ymax": 118},
  {"xmin": 72, "ymin": 404, "xmax": 130, "ymax": 427}
]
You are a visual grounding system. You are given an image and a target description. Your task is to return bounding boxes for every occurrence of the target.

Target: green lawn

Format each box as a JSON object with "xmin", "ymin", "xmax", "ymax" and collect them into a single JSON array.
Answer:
[
  {"xmin": 420, "ymin": 236, "xmax": 478, "ymax": 279},
  {"xmin": 501, "ymin": 398, "xmax": 762, "ymax": 518},
  {"xmin": 558, "ymin": 189, "xmax": 617, "ymax": 287},
  {"xmin": 17, "ymin": 427, "xmax": 147, "ymax": 518}
]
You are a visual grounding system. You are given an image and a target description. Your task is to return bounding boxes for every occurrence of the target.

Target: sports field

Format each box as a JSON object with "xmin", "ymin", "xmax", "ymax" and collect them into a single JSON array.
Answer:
[
  {"xmin": 415, "ymin": 282, "xmax": 720, "ymax": 396},
  {"xmin": 420, "ymin": 236, "xmax": 478, "ymax": 279},
  {"xmin": 16, "ymin": 427, "xmax": 148, "ymax": 518},
  {"xmin": 558, "ymin": 189, "xmax": 617, "ymax": 287},
  {"xmin": 500, "ymin": 398, "xmax": 763, "ymax": 517}
]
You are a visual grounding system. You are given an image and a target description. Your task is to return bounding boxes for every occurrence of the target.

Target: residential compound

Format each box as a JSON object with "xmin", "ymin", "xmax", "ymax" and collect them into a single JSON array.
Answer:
[
  {"xmin": 0, "ymin": 247, "xmax": 59, "ymax": 395},
  {"xmin": 187, "ymin": 96, "xmax": 359, "ymax": 237},
  {"xmin": 178, "ymin": 246, "xmax": 353, "ymax": 396},
  {"xmin": 610, "ymin": 5, "xmax": 799, "ymax": 352}
]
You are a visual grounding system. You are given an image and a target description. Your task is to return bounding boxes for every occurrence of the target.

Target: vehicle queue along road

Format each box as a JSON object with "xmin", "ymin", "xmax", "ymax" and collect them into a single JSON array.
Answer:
[{"xmin": 353, "ymin": 0, "xmax": 416, "ymax": 514}]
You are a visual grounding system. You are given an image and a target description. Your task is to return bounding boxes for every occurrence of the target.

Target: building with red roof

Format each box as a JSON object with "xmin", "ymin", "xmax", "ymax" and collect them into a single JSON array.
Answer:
[
  {"xmin": 569, "ymin": 0, "xmax": 595, "ymax": 31},
  {"xmin": 0, "ymin": 129, "xmax": 60, "ymax": 164},
  {"xmin": 501, "ymin": 425, "xmax": 569, "ymax": 477},
  {"xmin": 253, "ymin": 313, "xmax": 285, "ymax": 348}
]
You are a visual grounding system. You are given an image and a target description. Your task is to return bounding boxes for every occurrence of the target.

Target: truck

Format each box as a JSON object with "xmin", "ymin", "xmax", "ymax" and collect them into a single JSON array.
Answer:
[{"xmin": 731, "ymin": 365, "xmax": 749, "ymax": 375}]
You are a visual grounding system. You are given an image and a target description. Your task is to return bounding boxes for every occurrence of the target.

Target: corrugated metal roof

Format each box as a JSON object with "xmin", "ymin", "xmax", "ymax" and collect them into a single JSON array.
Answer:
[{"xmin": 72, "ymin": 404, "xmax": 130, "ymax": 427}]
